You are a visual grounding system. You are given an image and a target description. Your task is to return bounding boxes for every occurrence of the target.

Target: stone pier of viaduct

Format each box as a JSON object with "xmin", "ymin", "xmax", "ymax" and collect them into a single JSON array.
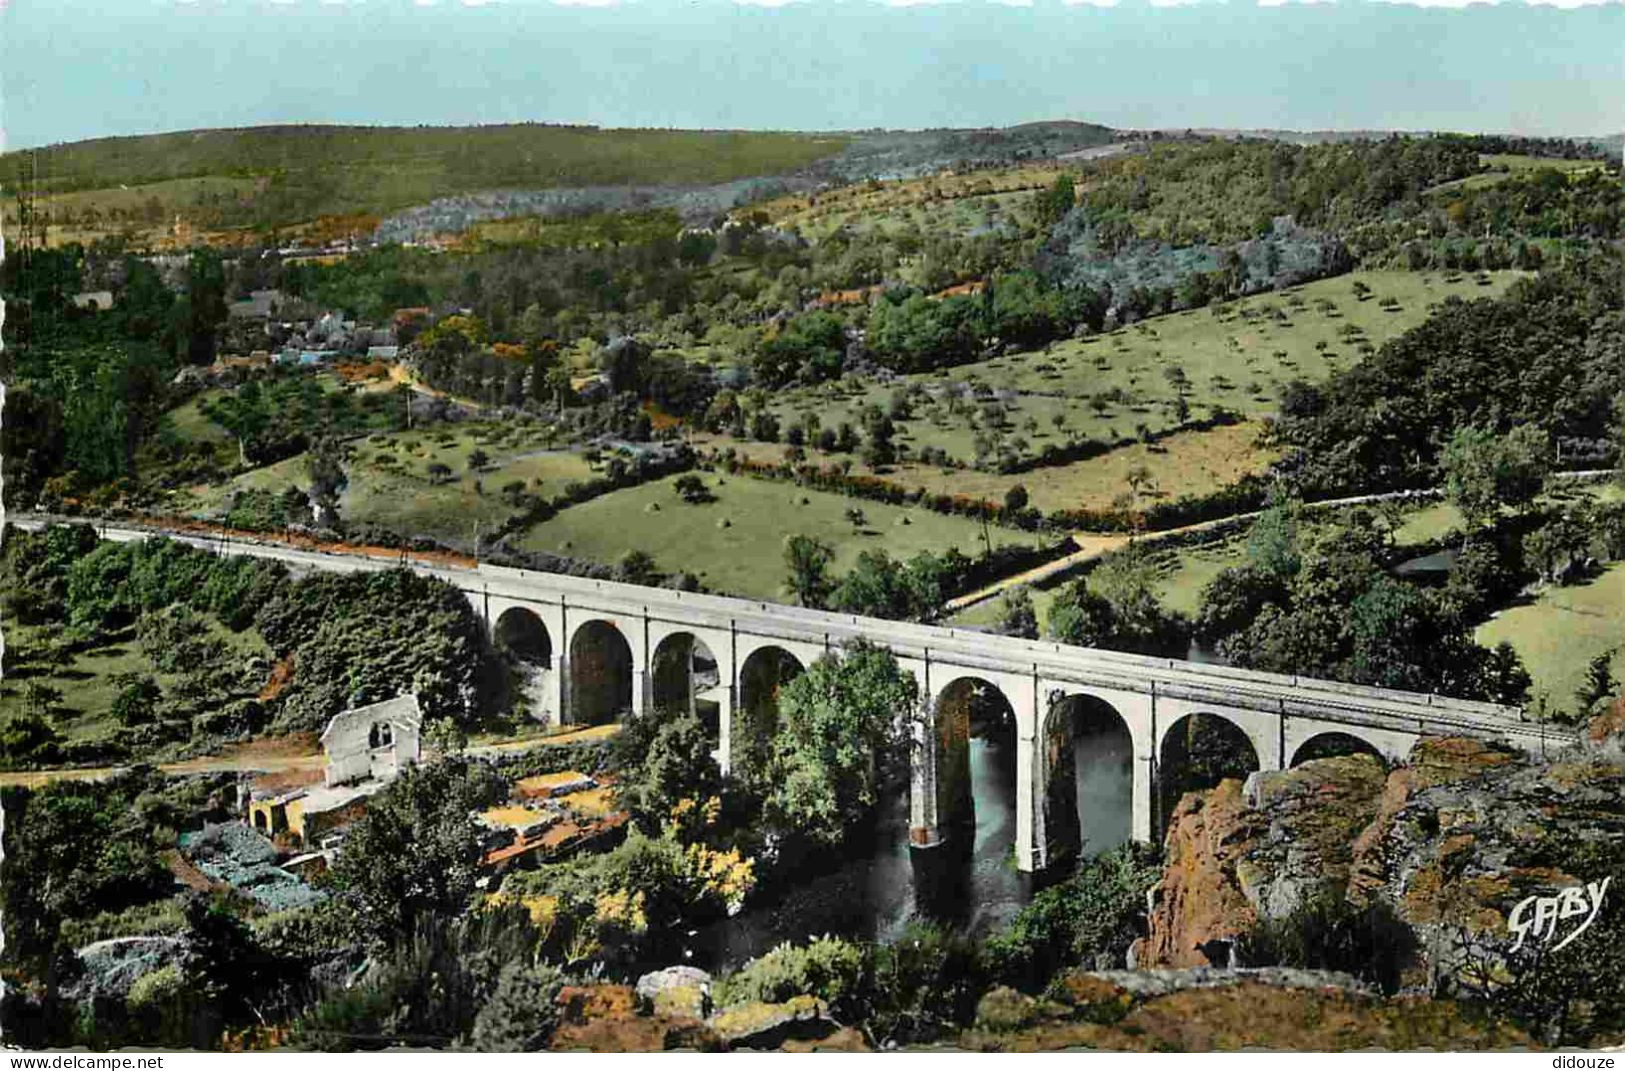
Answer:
[
  {"xmin": 463, "ymin": 562, "xmax": 1573, "ymax": 873},
  {"xmin": 32, "ymin": 521, "xmax": 1578, "ymax": 875}
]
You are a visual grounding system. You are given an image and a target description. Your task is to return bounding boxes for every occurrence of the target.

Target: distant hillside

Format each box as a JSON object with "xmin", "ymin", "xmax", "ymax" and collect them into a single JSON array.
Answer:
[
  {"xmin": 0, "ymin": 119, "xmax": 1124, "ymax": 242},
  {"xmin": 0, "ymin": 123, "xmax": 848, "ymax": 229}
]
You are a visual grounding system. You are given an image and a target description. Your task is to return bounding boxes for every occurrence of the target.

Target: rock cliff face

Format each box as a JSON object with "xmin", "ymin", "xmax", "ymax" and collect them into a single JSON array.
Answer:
[{"xmin": 1135, "ymin": 736, "xmax": 1625, "ymax": 985}]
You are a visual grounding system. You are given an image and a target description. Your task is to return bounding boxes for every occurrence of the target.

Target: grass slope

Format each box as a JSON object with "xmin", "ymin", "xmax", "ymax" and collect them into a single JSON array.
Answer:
[
  {"xmin": 4, "ymin": 124, "xmax": 846, "ymax": 230},
  {"xmin": 172, "ymin": 420, "xmax": 596, "ymax": 551},
  {"xmin": 515, "ymin": 471, "xmax": 1039, "ymax": 600},
  {"xmin": 1478, "ymin": 566, "xmax": 1625, "ymax": 721},
  {"xmin": 0, "ymin": 621, "xmax": 270, "ymax": 746}
]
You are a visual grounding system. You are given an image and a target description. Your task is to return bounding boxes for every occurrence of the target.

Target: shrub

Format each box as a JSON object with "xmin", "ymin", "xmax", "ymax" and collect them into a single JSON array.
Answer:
[
  {"xmin": 1235, "ymin": 890, "xmax": 1418, "ymax": 994},
  {"xmin": 714, "ymin": 936, "xmax": 866, "ymax": 1015},
  {"xmin": 985, "ymin": 843, "xmax": 1161, "ymax": 991},
  {"xmin": 864, "ymin": 923, "xmax": 985, "ymax": 1046},
  {"xmin": 465, "ymin": 960, "xmax": 566, "ymax": 1051},
  {"xmin": 124, "ymin": 963, "xmax": 201, "ymax": 1047}
]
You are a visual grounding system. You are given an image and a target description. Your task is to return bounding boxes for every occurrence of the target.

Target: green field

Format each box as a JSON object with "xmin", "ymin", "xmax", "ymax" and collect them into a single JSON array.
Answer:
[
  {"xmin": 0, "ymin": 621, "xmax": 270, "ymax": 745},
  {"xmin": 759, "ymin": 163, "xmax": 1060, "ymax": 243},
  {"xmin": 173, "ymin": 419, "xmax": 596, "ymax": 550},
  {"xmin": 698, "ymin": 271, "xmax": 1522, "ymax": 516},
  {"xmin": 2, "ymin": 124, "xmax": 847, "ymax": 230},
  {"xmin": 751, "ymin": 271, "xmax": 1523, "ymax": 470},
  {"xmin": 1478, "ymin": 565, "xmax": 1625, "ymax": 722},
  {"xmin": 342, "ymin": 437, "xmax": 596, "ymax": 549},
  {"xmin": 515, "ymin": 471, "xmax": 1040, "ymax": 600},
  {"xmin": 1427, "ymin": 154, "xmax": 1612, "ymax": 194}
]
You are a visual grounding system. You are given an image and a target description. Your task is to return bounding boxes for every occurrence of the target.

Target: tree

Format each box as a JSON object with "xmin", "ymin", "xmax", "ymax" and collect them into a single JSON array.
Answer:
[
  {"xmin": 427, "ymin": 462, "xmax": 452, "ymax": 485},
  {"xmin": 1048, "ymin": 548, "xmax": 1190, "ymax": 657},
  {"xmin": 610, "ymin": 709, "xmax": 723, "ymax": 836},
  {"xmin": 672, "ymin": 473, "xmax": 712, "ymax": 504},
  {"xmin": 210, "ymin": 380, "xmax": 269, "ymax": 467},
  {"xmin": 1163, "ymin": 364, "xmax": 1192, "ymax": 425},
  {"xmin": 1194, "ymin": 564, "xmax": 1286, "ymax": 645},
  {"xmin": 183, "ymin": 249, "xmax": 228, "ymax": 365},
  {"xmin": 996, "ymin": 588, "xmax": 1039, "ymax": 639},
  {"xmin": 467, "ymin": 448, "xmax": 490, "ymax": 472},
  {"xmin": 330, "ymin": 758, "xmax": 498, "ymax": 948},
  {"xmin": 1034, "ymin": 172, "xmax": 1076, "ymax": 229},
  {"xmin": 616, "ymin": 549, "xmax": 658, "ymax": 586},
  {"xmin": 1440, "ymin": 423, "xmax": 1552, "ymax": 539},
  {"xmin": 784, "ymin": 534, "xmax": 835, "ymax": 609},
  {"xmin": 766, "ymin": 641, "xmax": 917, "ymax": 851},
  {"xmin": 1575, "ymin": 650, "xmax": 1618, "ymax": 721},
  {"xmin": 306, "ymin": 438, "xmax": 347, "ymax": 526},
  {"xmin": 111, "ymin": 674, "xmax": 161, "ymax": 726},
  {"xmin": 1245, "ymin": 489, "xmax": 1303, "ymax": 580},
  {"xmin": 1003, "ymin": 485, "xmax": 1029, "ymax": 516},
  {"xmin": 179, "ymin": 893, "xmax": 284, "ymax": 1035}
]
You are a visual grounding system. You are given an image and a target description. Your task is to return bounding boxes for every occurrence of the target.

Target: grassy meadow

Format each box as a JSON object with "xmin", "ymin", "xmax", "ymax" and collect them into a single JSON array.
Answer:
[
  {"xmin": 701, "ymin": 270, "xmax": 1522, "ymax": 515},
  {"xmin": 1478, "ymin": 565, "xmax": 1625, "ymax": 721},
  {"xmin": 0, "ymin": 621, "xmax": 271, "ymax": 746},
  {"xmin": 757, "ymin": 162, "xmax": 1064, "ymax": 241},
  {"xmin": 515, "ymin": 471, "xmax": 1039, "ymax": 600}
]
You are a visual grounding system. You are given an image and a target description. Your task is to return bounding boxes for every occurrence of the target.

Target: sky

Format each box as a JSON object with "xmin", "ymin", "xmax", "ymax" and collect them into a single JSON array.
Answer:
[{"xmin": 1, "ymin": 0, "xmax": 1621, "ymax": 150}]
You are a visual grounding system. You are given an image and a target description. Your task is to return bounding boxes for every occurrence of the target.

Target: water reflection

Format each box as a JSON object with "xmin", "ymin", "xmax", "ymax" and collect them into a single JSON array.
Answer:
[
  {"xmin": 693, "ymin": 732, "xmax": 1026, "ymax": 973},
  {"xmin": 1075, "ymin": 718, "xmax": 1132, "ymax": 857}
]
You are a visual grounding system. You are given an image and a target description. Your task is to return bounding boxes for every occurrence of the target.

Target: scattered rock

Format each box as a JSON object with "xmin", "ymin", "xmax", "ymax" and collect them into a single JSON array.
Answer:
[
  {"xmin": 67, "ymin": 937, "xmax": 187, "ymax": 1001},
  {"xmin": 636, "ymin": 966, "xmax": 713, "ymax": 1020},
  {"xmin": 974, "ymin": 985, "xmax": 1043, "ymax": 1032},
  {"xmin": 709, "ymin": 995, "xmax": 832, "ymax": 1050},
  {"xmin": 557, "ymin": 983, "xmax": 637, "ymax": 1025}
]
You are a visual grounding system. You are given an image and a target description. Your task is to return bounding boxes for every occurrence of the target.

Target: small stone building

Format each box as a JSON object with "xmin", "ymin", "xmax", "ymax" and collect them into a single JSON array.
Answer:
[{"xmin": 320, "ymin": 694, "xmax": 423, "ymax": 787}]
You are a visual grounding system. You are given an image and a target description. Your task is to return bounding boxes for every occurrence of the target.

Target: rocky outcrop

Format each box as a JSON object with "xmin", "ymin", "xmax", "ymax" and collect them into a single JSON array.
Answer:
[
  {"xmin": 1132, "ymin": 778, "xmax": 1264, "ymax": 968},
  {"xmin": 1240, "ymin": 753, "xmax": 1389, "ymax": 919},
  {"xmin": 1136, "ymin": 737, "xmax": 1625, "ymax": 986}
]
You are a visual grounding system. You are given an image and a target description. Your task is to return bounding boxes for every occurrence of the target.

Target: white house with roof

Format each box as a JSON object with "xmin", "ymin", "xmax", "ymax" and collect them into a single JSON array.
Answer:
[{"xmin": 320, "ymin": 694, "xmax": 423, "ymax": 787}]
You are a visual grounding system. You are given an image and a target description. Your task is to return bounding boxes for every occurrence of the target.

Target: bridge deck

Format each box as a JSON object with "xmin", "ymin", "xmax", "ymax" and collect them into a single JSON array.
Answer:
[{"xmin": 15, "ymin": 517, "xmax": 1577, "ymax": 753}]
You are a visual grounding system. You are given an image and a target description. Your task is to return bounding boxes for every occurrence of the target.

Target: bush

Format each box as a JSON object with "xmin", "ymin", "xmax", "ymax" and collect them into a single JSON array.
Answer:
[
  {"xmin": 465, "ymin": 960, "xmax": 566, "ymax": 1052},
  {"xmin": 1235, "ymin": 891, "xmax": 1417, "ymax": 994},
  {"xmin": 289, "ymin": 908, "xmax": 543, "ymax": 1052},
  {"xmin": 864, "ymin": 923, "xmax": 984, "ymax": 1046},
  {"xmin": 714, "ymin": 936, "xmax": 867, "ymax": 1015},
  {"xmin": 124, "ymin": 963, "xmax": 202, "ymax": 1047},
  {"xmin": 985, "ymin": 843, "xmax": 1161, "ymax": 991}
]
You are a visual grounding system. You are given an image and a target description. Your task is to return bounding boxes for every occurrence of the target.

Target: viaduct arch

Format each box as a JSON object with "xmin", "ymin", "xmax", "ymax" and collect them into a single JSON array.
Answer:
[{"xmin": 77, "ymin": 523, "xmax": 1568, "ymax": 878}]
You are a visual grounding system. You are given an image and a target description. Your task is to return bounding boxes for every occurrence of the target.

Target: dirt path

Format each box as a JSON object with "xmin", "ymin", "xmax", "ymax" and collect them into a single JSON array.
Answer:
[
  {"xmin": 942, "ymin": 532, "xmax": 1132, "ymax": 612},
  {"xmin": 0, "ymin": 725, "xmax": 620, "ymax": 789},
  {"xmin": 941, "ymin": 476, "xmax": 1625, "ymax": 613}
]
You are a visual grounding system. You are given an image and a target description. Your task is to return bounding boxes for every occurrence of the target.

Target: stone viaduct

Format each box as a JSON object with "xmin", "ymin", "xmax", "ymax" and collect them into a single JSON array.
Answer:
[
  {"xmin": 461, "ymin": 562, "xmax": 1570, "ymax": 873},
  {"xmin": 32, "ymin": 521, "xmax": 1577, "ymax": 875}
]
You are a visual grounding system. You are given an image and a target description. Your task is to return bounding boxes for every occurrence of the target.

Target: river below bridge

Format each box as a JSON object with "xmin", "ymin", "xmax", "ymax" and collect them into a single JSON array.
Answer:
[{"xmin": 683, "ymin": 728, "xmax": 1135, "ymax": 973}]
